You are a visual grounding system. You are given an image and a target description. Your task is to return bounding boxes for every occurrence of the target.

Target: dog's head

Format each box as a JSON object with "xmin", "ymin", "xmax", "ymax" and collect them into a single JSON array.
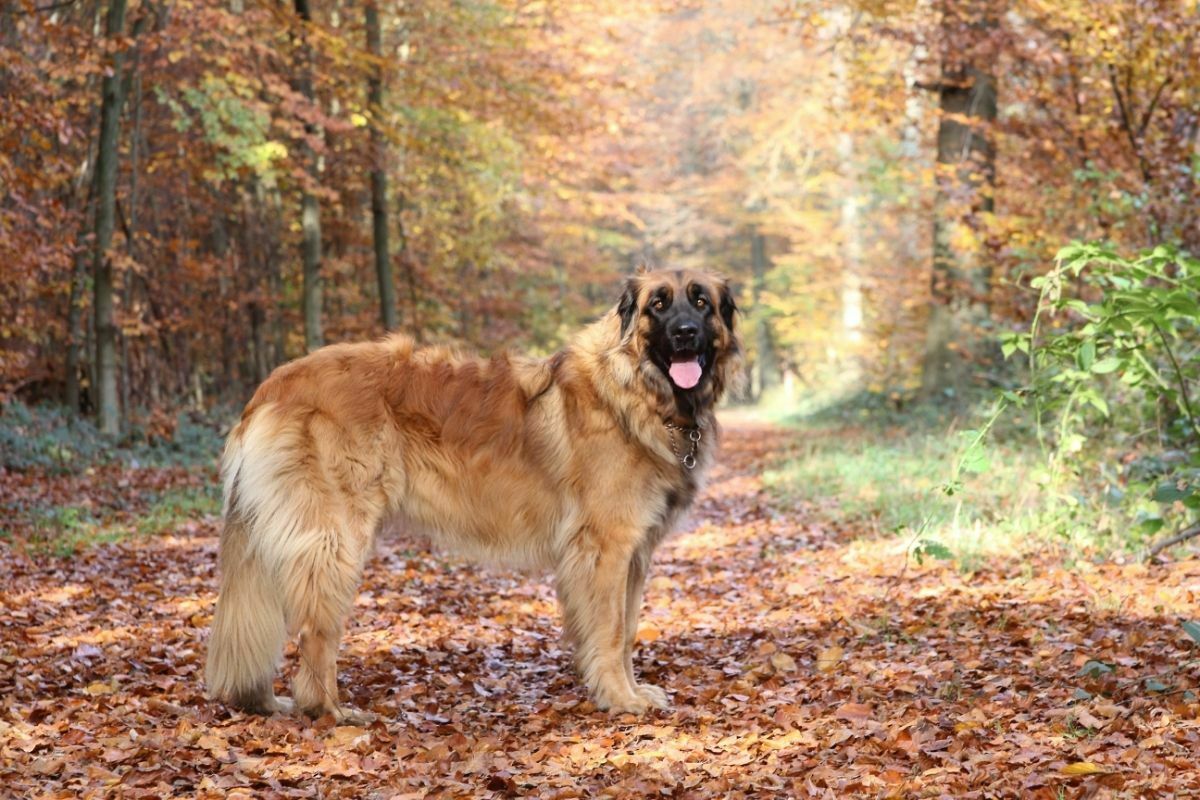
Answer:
[{"xmin": 616, "ymin": 267, "xmax": 742, "ymax": 418}]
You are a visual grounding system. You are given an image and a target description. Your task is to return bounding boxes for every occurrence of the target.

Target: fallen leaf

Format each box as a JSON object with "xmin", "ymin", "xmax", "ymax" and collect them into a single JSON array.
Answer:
[
  {"xmin": 816, "ymin": 645, "xmax": 843, "ymax": 673},
  {"xmin": 769, "ymin": 652, "xmax": 797, "ymax": 673},
  {"xmin": 1061, "ymin": 762, "xmax": 1108, "ymax": 776},
  {"xmin": 835, "ymin": 702, "xmax": 873, "ymax": 721}
]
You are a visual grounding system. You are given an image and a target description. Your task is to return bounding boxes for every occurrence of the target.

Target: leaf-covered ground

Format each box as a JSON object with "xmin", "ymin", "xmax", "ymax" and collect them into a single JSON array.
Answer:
[{"xmin": 3, "ymin": 419, "xmax": 1199, "ymax": 798}]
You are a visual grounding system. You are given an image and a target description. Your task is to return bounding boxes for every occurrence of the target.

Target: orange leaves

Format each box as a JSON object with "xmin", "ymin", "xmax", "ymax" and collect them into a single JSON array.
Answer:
[
  {"xmin": 4, "ymin": 422, "xmax": 1200, "ymax": 797},
  {"xmin": 834, "ymin": 702, "xmax": 874, "ymax": 722}
]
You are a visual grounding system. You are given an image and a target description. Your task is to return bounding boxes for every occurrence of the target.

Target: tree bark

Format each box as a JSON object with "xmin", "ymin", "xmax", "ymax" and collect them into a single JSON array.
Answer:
[
  {"xmin": 92, "ymin": 0, "xmax": 133, "ymax": 436},
  {"xmin": 831, "ymin": 16, "xmax": 863, "ymax": 353},
  {"xmin": 922, "ymin": 0, "xmax": 998, "ymax": 395},
  {"xmin": 365, "ymin": 0, "xmax": 398, "ymax": 331},
  {"xmin": 120, "ymin": 67, "xmax": 143, "ymax": 421},
  {"xmin": 749, "ymin": 228, "xmax": 778, "ymax": 400},
  {"xmin": 65, "ymin": 176, "xmax": 96, "ymax": 414},
  {"xmin": 294, "ymin": 0, "xmax": 323, "ymax": 352}
]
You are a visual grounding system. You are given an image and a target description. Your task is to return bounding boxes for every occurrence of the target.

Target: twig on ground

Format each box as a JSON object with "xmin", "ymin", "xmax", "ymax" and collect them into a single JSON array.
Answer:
[{"xmin": 1147, "ymin": 524, "xmax": 1200, "ymax": 561}]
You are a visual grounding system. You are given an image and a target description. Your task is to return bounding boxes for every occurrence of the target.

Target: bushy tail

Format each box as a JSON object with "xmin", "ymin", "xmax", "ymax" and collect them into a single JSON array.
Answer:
[{"xmin": 205, "ymin": 437, "xmax": 287, "ymax": 712}]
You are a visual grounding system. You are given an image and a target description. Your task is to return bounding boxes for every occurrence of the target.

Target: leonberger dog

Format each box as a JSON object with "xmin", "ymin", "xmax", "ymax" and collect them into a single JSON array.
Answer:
[{"xmin": 205, "ymin": 267, "xmax": 741, "ymax": 721}]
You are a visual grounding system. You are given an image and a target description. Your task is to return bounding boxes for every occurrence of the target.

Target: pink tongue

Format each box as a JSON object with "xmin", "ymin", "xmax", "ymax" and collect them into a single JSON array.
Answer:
[{"xmin": 668, "ymin": 358, "xmax": 702, "ymax": 389}]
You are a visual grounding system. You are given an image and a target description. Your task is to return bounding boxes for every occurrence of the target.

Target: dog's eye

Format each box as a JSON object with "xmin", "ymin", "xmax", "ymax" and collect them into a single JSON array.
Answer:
[
  {"xmin": 651, "ymin": 298, "xmax": 665, "ymax": 311},
  {"xmin": 695, "ymin": 297, "xmax": 707, "ymax": 309}
]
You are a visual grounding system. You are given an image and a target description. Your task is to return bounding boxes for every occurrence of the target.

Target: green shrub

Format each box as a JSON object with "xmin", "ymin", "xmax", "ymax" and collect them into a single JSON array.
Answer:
[{"xmin": 1002, "ymin": 242, "xmax": 1200, "ymax": 541}]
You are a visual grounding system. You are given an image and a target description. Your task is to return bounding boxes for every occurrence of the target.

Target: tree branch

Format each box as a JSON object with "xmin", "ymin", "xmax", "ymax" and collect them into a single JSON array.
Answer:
[
  {"xmin": 1147, "ymin": 524, "xmax": 1200, "ymax": 560},
  {"xmin": 1108, "ymin": 64, "xmax": 1153, "ymax": 185},
  {"xmin": 1138, "ymin": 75, "xmax": 1171, "ymax": 140},
  {"xmin": 33, "ymin": 0, "xmax": 78, "ymax": 12}
]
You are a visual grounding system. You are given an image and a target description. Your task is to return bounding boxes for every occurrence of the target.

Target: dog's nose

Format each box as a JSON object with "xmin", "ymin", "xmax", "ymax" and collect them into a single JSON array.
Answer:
[{"xmin": 671, "ymin": 321, "xmax": 699, "ymax": 349}]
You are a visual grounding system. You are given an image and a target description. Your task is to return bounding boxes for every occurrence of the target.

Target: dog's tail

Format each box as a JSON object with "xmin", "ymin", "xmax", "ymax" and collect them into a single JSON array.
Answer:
[{"xmin": 204, "ymin": 432, "xmax": 287, "ymax": 712}]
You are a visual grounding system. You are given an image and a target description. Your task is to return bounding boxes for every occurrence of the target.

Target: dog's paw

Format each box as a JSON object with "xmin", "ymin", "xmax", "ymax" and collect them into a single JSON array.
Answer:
[
  {"xmin": 592, "ymin": 686, "xmax": 650, "ymax": 715},
  {"xmin": 594, "ymin": 684, "xmax": 670, "ymax": 715},
  {"xmin": 271, "ymin": 696, "xmax": 297, "ymax": 715},
  {"xmin": 633, "ymin": 683, "xmax": 670, "ymax": 710}
]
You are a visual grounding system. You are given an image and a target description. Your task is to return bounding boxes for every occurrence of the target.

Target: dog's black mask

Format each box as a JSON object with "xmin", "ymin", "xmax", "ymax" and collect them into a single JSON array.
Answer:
[{"xmin": 641, "ymin": 283, "xmax": 716, "ymax": 403}]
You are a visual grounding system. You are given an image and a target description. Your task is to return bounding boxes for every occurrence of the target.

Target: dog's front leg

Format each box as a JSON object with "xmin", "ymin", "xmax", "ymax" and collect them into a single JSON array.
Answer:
[
  {"xmin": 623, "ymin": 550, "xmax": 669, "ymax": 709},
  {"xmin": 555, "ymin": 529, "xmax": 659, "ymax": 714}
]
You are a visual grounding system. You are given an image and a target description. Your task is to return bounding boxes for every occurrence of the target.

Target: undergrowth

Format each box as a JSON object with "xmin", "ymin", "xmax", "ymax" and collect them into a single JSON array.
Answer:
[
  {"xmin": 0, "ymin": 400, "xmax": 225, "ymax": 473},
  {"xmin": 762, "ymin": 390, "xmax": 1173, "ymax": 570}
]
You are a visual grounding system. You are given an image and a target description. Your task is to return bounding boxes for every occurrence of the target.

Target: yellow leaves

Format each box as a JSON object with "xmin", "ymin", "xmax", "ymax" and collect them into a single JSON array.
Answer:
[
  {"xmin": 194, "ymin": 733, "xmax": 229, "ymax": 755},
  {"xmin": 84, "ymin": 680, "xmax": 116, "ymax": 696},
  {"xmin": 769, "ymin": 652, "xmax": 797, "ymax": 673},
  {"xmin": 324, "ymin": 725, "xmax": 371, "ymax": 749},
  {"xmin": 783, "ymin": 580, "xmax": 809, "ymax": 597},
  {"xmin": 1061, "ymin": 761, "xmax": 1107, "ymax": 776},
  {"xmin": 350, "ymin": 112, "xmax": 369, "ymax": 128},
  {"xmin": 816, "ymin": 645, "xmax": 844, "ymax": 673}
]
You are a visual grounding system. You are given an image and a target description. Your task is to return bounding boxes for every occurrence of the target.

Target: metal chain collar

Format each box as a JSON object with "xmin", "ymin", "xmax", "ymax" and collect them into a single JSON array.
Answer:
[{"xmin": 664, "ymin": 421, "xmax": 702, "ymax": 470}]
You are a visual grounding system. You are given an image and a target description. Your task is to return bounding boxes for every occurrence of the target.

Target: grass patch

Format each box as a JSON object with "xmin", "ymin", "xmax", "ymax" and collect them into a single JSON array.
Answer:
[
  {"xmin": 11, "ymin": 485, "xmax": 220, "ymax": 557},
  {"xmin": 761, "ymin": 391, "xmax": 1163, "ymax": 568},
  {"xmin": 135, "ymin": 485, "xmax": 221, "ymax": 536}
]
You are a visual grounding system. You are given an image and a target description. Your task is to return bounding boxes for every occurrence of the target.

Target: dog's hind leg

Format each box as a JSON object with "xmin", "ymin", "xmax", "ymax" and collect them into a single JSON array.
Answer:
[
  {"xmin": 205, "ymin": 510, "xmax": 292, "ymax": 715},
  {"xmin": 282, "ymin": 518, "xmax": 375, "ymax": 724}
]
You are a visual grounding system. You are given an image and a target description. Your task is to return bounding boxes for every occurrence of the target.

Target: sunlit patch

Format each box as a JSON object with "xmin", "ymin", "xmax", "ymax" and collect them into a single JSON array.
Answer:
[{"xmin": 30, "ymin": 584, "xmax": 90, "ymax": 606}]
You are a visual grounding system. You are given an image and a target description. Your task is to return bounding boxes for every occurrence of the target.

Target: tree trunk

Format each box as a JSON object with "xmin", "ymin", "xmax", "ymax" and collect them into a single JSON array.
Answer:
[
  {"xmin": 120, "ymin": 67, "xmax": 143, "ymax": 421},
  {"xmin": 831, "ymin": 16, "xmax": 863, "ymax": 354},
  {"xmin": 749, "ymin": 229, "xmax": 778, "ymax": 400},
  {"xmin": 92, "ymin": 0, "xmax": 133, "ymax": 436},
  {"xmin": 396, "ymin": 193, "xmax": 422, "ymax": 341},
  {"xmin": 365, "ymin": 0, "xmax": 398, "ymax": 331},
  {"xmin": 922, "ymin": 0, "xmax": 998, "ymax": 395},
  {"xmin": 294, "ymin": 0, "xmax": 323, "ymax": 351},
  {"xmin": 65, "ymin": 183, "xmax": 95, "ymax": 413}
]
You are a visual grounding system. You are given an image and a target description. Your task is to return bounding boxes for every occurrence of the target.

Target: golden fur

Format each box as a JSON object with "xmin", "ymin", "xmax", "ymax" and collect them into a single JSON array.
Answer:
[{"xmin": 204, "ymin": 268, "xmax": 741, "ymax": 719}]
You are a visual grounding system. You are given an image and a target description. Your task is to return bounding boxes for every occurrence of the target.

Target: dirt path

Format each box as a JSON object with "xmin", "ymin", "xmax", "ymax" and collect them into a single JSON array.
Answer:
[{"xmin": 2, "ymin": 421, "xmax": 1199, "ymax": 797}]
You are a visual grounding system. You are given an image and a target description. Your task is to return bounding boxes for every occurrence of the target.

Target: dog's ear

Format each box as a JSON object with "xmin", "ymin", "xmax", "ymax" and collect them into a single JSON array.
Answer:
[
  {"xmin": 718, "ymin": 282, "xmax": 737, "ymax": 335},
  {"xmin": 617, "ymin": 277, "xmax": 639, "ymax": 337}
]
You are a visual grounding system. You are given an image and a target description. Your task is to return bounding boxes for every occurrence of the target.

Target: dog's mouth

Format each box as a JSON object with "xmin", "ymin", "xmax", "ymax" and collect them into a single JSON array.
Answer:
[{"xmin": 667, "ymin": 352, "xmax": 705, "ymax": 390}]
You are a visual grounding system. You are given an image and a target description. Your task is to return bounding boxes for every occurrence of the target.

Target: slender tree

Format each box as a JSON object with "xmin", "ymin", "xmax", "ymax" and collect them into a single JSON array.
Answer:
[
  {"xmin": 365, "ymin": 0, "xmax": 398, "ymax": 331},
  {"xmin": 91, "ymin": 0, "xmax": 135, "ymax": 435},
  {"xmin": 294, "ymin": 0, "xmax": 323, "ymax": 351}
]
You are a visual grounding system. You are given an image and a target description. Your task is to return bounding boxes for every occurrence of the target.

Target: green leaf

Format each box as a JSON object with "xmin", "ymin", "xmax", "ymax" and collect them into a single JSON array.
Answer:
[
  {"xmin": 1077, "ymin": 660, "xmax": 1115, "ymax": 678},
  {"xmin": 1152, "ymin": 481, "xmax": 1190, "ymax": 503},
  {"xmin": 1090, "ymin": 357, "xmax": 1121, "ymax": 374},
  {"xmin": 1138, "ymin": 515, "xmax": 1165, "ymax": 535},
  {"xmin": 1182, "ymin": 620, "xmax": 1200, "ymax": 645},
  {"xmin": 912, "ymin": 539, "xmax": 953, "ymax": 566},
  {"xmin": 1144, "ymin": 678, "xmax": 1169, "ymax": 693},
  {"xmin": 960, "ymin": 445, "xmax": 991, "ymax": 474},
  {"xmin": 1078, "ymin": 340, "xmax": 1096, "ymax": 370}
]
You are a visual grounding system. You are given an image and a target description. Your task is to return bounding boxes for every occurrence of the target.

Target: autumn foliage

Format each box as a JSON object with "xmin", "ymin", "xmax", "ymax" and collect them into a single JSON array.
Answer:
[
  {"xmin": 3, "ymin": 0, "xmax": 1199, "ymax": 414},
  {"xmin": 3, "ymin": 1, "xmax": 1200, "ymax": 796}
]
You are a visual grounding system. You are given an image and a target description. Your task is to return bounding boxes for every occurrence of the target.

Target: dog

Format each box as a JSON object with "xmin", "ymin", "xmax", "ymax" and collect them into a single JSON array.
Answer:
[{"xmin": 204, "ymin": 267, "xmax": 741, "ymax": 720}]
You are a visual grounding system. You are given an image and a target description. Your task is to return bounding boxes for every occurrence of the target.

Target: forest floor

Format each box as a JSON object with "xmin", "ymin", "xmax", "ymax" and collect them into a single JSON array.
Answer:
[{"xmin": 2, "ymin": 416, "xmax": 1199, "ymax": 798}]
